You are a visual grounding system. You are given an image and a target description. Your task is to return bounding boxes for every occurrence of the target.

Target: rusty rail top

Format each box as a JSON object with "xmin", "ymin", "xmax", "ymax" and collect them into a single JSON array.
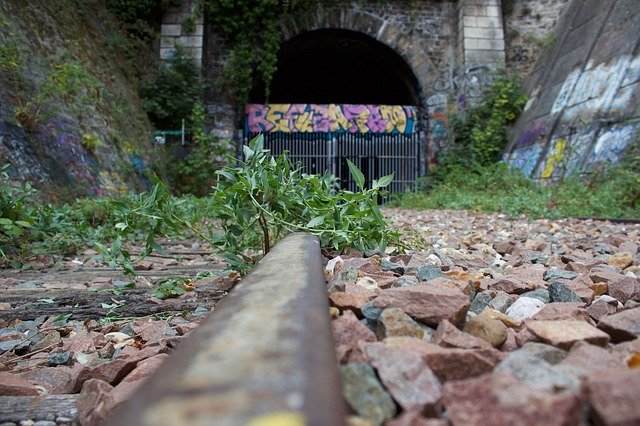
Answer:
[{"xmin": 108, "ymin": 233, "xmax": 346, "ymax": 426}]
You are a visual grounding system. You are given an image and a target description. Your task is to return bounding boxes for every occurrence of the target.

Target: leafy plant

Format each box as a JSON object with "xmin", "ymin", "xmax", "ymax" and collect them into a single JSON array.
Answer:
[
  {"xmin": 208, "ymin": 134, "xmax": 399, "ymax": 271},
  {"xmin": 174, "ymin": 104, "xmax": 232, "ymax": 196},
  {"xmin": 138, "ymin": 45, "xmax": 206, "ymax": 130},
  {"xmin": 0, "ymin": 165, "xmax": 37, "ymax": 258},
  {"xmin": 205, "ymin": 0, "xmax": 322, "ymax": 104},
  {"xmin": 434, "ymin": 77, "xmax": 527, "ymax": 183},
  {"xmin": 153, "ymin": 276, "xmax": 192, "ymax": 299}
]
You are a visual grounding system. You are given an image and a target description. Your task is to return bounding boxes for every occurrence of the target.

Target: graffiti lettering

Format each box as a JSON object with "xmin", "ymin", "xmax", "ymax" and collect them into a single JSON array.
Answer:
[
  {"xmin": 245, "ymin": 104, "xmax": 417, "ymax": 135},
  {"xmin": 540, "ymin": 138, "xmax": 567, "ymax": 179}
]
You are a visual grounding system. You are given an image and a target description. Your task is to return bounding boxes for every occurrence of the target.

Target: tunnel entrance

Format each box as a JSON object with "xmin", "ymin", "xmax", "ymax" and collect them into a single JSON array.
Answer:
[{"xmin": 245, "ymin": 29, "xmax": 424, "ymax": 194}]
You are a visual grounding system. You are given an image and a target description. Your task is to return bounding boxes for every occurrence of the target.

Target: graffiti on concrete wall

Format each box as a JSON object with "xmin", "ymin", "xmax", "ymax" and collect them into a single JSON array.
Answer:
[
  {"xmin": 540, "ymin": 138, "xmax": 567, "ymax": 179},
  {"xmin": 551, "ymin": 55, "xmax": 638, "ymax": 118},
  {"xmin": 432, "ymin": 65, "xmax": 494, "ymax": 99},
  {"xmin": 588, "ymin": 123, "xmax": 638, "ymax": 167},
  {"xmin": 426, "ymin": 94, "xmax": 450, "ymax": 166},
  {"xmin": 505, "ymin": 143, "xmax": 543, "ymax": 177},
  {"xmin": 245, "ymin": 104, "xmax": 416, "ymax": 135},
  {"xmin": 514, "ymin": 122, "xmax": 547, "ymax": 148}
]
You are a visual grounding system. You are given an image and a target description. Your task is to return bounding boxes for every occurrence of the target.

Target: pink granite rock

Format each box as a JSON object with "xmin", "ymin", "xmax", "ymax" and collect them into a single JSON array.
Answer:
[
  {"xmin": 332, "ymin": 310, "xmax": 377, "ymax": 363},
  {"xmin": 363, "ymin": 342, "xmax": 442, "ymax": 414},
  {"xmin": 76, "ymin": 379, "xmax": 115, "ymax": 426},
  {"xmin": 608, "ymin": 276, "xmax": 639, "ymax": 303},
  {"xmin": 433, "ymin": 320, "xmax": 495, "ymax": 350},
  {"xmin": 597, "ymin": 307, "xmax": 640, "ymax": 343},
  {"xmin": 373, "ymin": 285, "xmax": 469, "ymax": 326},
  {"xmin": 531, "ymin": 302, "xmax": 590, "ymax": 322},
  {"xmin": 329, "ymin": 291, "xmax": 374, "ymax": 315},
  {"xmin": 0, "ymin": 372, "xmax": 38, "ymax": 396},
  {"xmin": 527, "ymin": 320, "xmax": 610, "ymax": 350},
  {"xmin": 583, "ymin": 369, "xmax": 640, "ymax": 426},
  {"xmin": 443, "ymin": 372, "xmax": 582, "ymax": 426}
]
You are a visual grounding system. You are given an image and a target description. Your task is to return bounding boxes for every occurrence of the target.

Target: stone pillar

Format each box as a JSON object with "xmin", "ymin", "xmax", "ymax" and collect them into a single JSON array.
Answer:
[
  {"xmin": 456, "ymin": 0, "xmax": 506, "ymax": 103},
  {"xmin": 160, "ymin": 0, "xmax": 204, "ymax": 66}
]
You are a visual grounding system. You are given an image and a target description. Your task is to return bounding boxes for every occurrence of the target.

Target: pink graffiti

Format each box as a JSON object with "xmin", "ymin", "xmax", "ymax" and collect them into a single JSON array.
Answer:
[
  {"xmin": 245, "ymin": 104, "xmax": 416, "ymax": 134},
  {"xmin": 245, "ymin": 104, "xmax": 274, "ymax": 132}
]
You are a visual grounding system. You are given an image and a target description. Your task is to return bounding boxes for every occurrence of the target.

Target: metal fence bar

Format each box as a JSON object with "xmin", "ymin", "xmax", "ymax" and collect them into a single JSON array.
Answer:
[{"xmin": 246, "ymin": 128, "xmax": 422, "ymax": 197}]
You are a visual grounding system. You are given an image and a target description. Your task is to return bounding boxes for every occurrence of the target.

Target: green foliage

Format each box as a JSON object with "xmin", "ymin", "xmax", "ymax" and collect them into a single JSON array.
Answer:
[
  {"xmin": 14, "ymin": 60, "xmax": 102, "ymax": 130},
  {"xmin": 138, "ymin": 46, "xmax": 205, "ymax": 129},
  {"xmin": 391, "ymin": 161, "xmax": 640, "ymax": 219},
  {"xmin": 173, "ymin": 104, "xmax": 232, "ymax": 196},
  {"xmin": 81, "ymin": 133, "xmax": 103, "ymax": 152},
  {"xmin": 439, "ymin": 77, "xmax": 527, "ymax": 176},
  {"xmin": 205, "ymin": 0, "xmax": 320, "ymax": 103},
  {"xmin": 153, "ymin": 276, "xmax": 189, "ymax": 299},
  {"xmin": 209, "ymin": 135, "xmax": 399, "ymax": 272},
  {"xmin": 106, "ymin": 0, "xmax": 180, "ymax": 42},
  {"xmin": 0, "ymin": 165, "xmax": 36, "ymax": 258},
  {"xmin": 0, "ymin": 38, "xmax": 20, "ymax": 71}
]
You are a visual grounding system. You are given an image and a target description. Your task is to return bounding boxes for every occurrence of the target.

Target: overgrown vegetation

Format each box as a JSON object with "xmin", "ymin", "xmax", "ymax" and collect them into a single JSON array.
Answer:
[
  {"xmin": 204, "ymin": 0, "xmax": 317, "ymax": 104},
  {"xmin": 433, "ymin": 77, "xmax": 527, "ymax": 182},
  {"xmin": 209, "ymin": 135, "xmax": 398, "ymax": 271},
  {"xmin": 392, "ymin": 78, "xmax": 640, "ymax": 219},
  {"xmin": 1, "ymin": 135, "xmax": 399, "ymax": 273}
]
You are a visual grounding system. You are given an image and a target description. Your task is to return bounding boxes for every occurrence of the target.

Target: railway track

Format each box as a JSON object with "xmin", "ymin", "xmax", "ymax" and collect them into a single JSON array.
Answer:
[{"xmin": 1, "ymin": 212, "xmax": 639, "ymax": 425}]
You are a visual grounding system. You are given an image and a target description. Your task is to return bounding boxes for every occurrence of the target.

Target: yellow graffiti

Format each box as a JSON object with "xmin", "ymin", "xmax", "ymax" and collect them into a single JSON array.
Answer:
[
  {"xmin": 327, "ymin": 104, "xmax": 349, "ymax": 132},
  {"xmin": 355, "ymin": 108, "xmax": 371, "ymax": 133},
  {"xmin": 380, "ymin": 105, "xmax": 407, "ymax": 133},
  {"xmin": 294, "ymin": 111, "xmax": 313, "ymax": 132},
  {"xmin": 266, "ymin": 104, "xmax": 291, "ymax": 133},
  {"xmin": 99, "ymin": 171, "xmax": 128, "ymax": 194},
  {"xmin": 541, "ymin": 138, "xmax": 567, "ymax": 179}
]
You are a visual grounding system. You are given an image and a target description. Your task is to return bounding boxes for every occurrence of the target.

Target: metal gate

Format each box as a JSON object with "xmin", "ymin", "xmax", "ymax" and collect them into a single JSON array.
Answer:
[{"xmin": 244, "ymin": 104, "xmax": 423, "ymax": 195}]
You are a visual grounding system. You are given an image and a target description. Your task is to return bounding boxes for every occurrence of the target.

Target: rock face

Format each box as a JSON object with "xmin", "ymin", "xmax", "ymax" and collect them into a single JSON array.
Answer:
[
  {"xmin": 0, "ymin": 1, "xmax": 155, "ymax": 197},
  {"xmin": 373, "ymin": 285, "xmax": 470, "ymax": 326}
]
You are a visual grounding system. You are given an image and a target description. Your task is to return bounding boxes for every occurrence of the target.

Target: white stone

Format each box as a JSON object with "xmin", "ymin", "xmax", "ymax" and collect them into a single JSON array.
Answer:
[
  {"xmin": 505, "ymin": 297, "xmax": 546, "ymax": 322},
  {"xmin": 326, "ymin": 256, "xmax": 344, "ymax": 275}
]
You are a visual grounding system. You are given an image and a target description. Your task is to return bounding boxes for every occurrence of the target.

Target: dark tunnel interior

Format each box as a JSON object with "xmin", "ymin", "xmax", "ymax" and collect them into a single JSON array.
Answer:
[{"xmin": 249, "ymin": 29, "xmax": 421, "ymax": 105}]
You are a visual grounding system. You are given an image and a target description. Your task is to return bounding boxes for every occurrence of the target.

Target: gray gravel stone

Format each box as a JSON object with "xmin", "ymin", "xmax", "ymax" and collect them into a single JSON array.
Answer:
[
  {"xmin": 416, "ymin": 265, "xmax": 445, "ymax": 282},
  {"xmin": 544, "ymin": 268, "xmax": 578, "ymax": 281},
  {"xmin": 521, "ymin": 288, "xmax": 551, "ymax": 304},
  {"xmin": 549, "ymin": 282, "xmax": 583, "ymax": 303},
  {"xmin": 340, "ymin": 363, "xmax": 397, "ymax": 426},
  {"xmin": 469, "ymin": 292, "xmax": 492, "ymax": 314},
  {"xmin": 495, "ymin": 350, "xmax": 581, "ymax": 391}
]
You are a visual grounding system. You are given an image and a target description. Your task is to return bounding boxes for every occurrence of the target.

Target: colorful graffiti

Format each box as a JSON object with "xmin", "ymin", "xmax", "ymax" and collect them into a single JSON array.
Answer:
[
  {"xmin": 551, "ymin": 55, "xmax": 637, "ymax": 117},
  {"xmin": 540, "ymin": 138, "xmax": 567, "ymax": 179},
  {"xmin": 245, "ymin": 104, "xmax": 416, "ymax": 135}
]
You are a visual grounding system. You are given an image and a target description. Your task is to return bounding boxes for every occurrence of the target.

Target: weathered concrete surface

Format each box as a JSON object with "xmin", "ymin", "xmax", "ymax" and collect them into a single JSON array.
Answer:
[{"xmin": 505, "ymin": 0, "xmax": 640, "ymax": 180}]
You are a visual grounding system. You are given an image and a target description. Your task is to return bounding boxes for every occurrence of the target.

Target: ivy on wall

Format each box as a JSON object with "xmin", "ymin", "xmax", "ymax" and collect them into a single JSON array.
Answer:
[{"xmin": 204, "ymin": 0, "xmax": 324, "ymax": 105}]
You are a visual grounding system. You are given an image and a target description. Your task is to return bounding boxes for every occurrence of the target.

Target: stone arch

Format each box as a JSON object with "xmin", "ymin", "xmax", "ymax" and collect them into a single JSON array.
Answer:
[{"xmin": 272, "ymin": 5, "xmax": 437, "ymax": 102}]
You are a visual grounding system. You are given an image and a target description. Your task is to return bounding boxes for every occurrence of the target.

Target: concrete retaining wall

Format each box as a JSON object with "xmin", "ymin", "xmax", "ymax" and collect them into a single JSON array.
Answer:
[{"xmin": 505, "ymin": 0, "xmax": 640, "ymax": 180}]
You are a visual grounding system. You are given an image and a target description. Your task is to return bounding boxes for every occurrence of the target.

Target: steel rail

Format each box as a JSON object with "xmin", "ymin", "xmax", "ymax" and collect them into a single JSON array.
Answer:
[
  {"xmin": 573, "ymin": 216, "xmax": 640, "ymax": 224},
  {"xmin": 107, "ymin": 233, "xmax": 346, "ymax": 426}
]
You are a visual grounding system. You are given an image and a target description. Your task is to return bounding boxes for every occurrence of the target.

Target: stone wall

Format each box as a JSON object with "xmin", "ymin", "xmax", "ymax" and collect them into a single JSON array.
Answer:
[
  {"xmin": 505, "ymin": 0, "xmax": 640, "ymax": 180},
  {"xmin": 504, "ymin": 0, "xmax": 571, "ymax": 77},
  {"xmin": 160, "ymin": 1, "xmax": 204, "ymax": 65},
  {"xmin": 188, "ymin": 0, "xmax": 509, "ymax": 166}
]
